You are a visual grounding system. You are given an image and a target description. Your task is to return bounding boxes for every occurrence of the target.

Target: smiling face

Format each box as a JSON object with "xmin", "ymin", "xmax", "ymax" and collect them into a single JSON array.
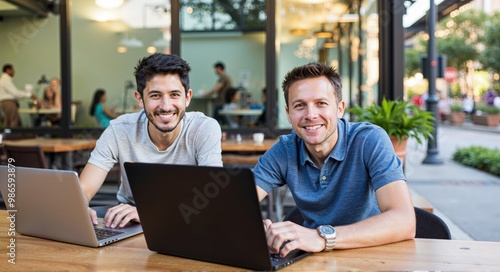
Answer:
[
  {"xmin": 135, "ymin": 73, "xmax": 192, "ymax": 138},
  {"xmin": 286, "ymin": 76, "xmax": 345, "ymax": 154}
]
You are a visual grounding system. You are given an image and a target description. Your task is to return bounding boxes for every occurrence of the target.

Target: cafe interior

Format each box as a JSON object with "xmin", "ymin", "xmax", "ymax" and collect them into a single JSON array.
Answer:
[{"xmin": 0, "ymin": 0, "xmax": 417, "ymax": 139}]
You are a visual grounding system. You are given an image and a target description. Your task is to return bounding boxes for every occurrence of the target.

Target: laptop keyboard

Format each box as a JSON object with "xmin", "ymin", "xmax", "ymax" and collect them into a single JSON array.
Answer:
[
  {"xmin": 94, "ymin": 227, "xmax": 124, "ymax": 240},
  {"xmin": 270, "ymin": 253, "xmax": 283, "ymax": 261}
]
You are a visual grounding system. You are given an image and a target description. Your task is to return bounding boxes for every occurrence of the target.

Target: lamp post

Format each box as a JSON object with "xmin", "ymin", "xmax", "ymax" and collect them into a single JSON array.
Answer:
[{"xmin": 423, "ymin": 0, "xmax": 443, "ymax": 165}]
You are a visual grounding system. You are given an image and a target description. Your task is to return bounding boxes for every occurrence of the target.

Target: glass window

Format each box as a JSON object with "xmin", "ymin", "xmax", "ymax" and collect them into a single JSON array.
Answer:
[{"xmin": 180, "ymin": 0, "xmax": 267, "ymax": 130}]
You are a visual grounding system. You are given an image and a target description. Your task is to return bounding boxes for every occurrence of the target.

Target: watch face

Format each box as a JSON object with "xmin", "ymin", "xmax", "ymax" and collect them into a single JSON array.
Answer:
[{"xmin": 320, "ymin": 225, "xmax": 334, "ymax": 235}]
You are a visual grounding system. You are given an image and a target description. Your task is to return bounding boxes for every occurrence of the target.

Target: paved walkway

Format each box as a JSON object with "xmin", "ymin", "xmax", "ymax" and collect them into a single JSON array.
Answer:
[{"xmin": 405, "ymin": 122, "xmax": 500, "ymax": 241}]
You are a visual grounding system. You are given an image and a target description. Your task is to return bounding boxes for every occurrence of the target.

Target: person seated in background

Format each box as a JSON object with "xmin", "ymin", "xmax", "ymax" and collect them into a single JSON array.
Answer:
[
  {"xmin": 222, "ymin": 87, "xmax": 241, "ymax": 128},
  {"xmin": 90, "ymin": 89, "xmax": 118, "ymax": 128},
  {"xmin": 36, "ymin": 85, "xmax": 62, "ymax": 126},
  {"xmin": 255, "ymin": 87, "xmax": 267, "ymax": 126},
  {"xmin": 484, "ymin": 87, "xmax": 497, "ymax": 107},
  {"xmin": 461, "ymin": 93, "xmax": 474, "ymax": 119},
  {"xmin": 437, "ymin": 94, "xmax": 451, "ymax": 122}
]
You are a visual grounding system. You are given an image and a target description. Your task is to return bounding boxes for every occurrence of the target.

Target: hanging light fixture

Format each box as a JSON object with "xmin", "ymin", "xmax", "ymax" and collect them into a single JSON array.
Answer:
[
  {"xmin": 314, "ymin": 23, "xmax": 332, "ymax": 38},
  {"xmin": 302, "ymin": 35, "xmax": 317, "ymax": 48},
  {"xmin": 96, "ymin": 0, "xmax": 124, "ymax": 9},
  {"xmin": 119, "ymin": 33, "xmax": 144, "ymax": 48},
  {"xmin": 290, "ymin": 28, "xmax": 308, "ymax": 36},
  {"xmin": 323, "ymin": 37, "xmax": 336, "ymax": 48}
]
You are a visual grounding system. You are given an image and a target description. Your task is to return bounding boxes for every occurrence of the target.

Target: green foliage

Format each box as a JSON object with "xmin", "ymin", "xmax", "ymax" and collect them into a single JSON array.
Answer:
[
  {"xmin": 450, "ymin": 103, "xmax": 463, "ymax": 113},
  {"xmin": 180, "ymin": 0, "xmax": 266, "ymax": 31},
  {"xmin": 405, "ymin": 9, "xmax": 487, "ymax": 78},
  {"xmin": 405, "ymin": 47, "xmax": 423, "ymax": 77},
  {"xmin": 438, "ymin": 36, "xmax": 478, "ymax": 71},
  {"xmin": 480, "ymin": 12, "xmax": 500, "ymax": 74},
  {"xmin": 453, "ymin": 146, "xmax": 500, "ymax": 177},
  {"xmin": 475, "ymin": 103, "xmax": 500, "ymax": 115},
  {"xmin": 347, "ymin": 98, "xmax": 435, "ymax": 145}
]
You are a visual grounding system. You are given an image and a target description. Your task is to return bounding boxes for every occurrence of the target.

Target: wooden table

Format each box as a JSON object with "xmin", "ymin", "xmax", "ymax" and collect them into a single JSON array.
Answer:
[
  {"xmin": 3, "ymin": 138, "xmax": 96, "ymax": 169},
  {"xmin": 221, "ymin": 139, "xmax": 276, "ymax": 153},
  {"xmin": 18, "ymin": 108, "xmax": 61, "ymax": 126},
  {"xmin": 18, "ymin": 108, "xmax": 61, "ymax": 115},
  {"xmin": 1, "ymin": 210, "xmax": 499, "ymax": 271}
]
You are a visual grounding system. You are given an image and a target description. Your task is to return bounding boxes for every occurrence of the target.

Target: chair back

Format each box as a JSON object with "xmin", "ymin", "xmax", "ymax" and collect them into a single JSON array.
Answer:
[
  {"xmin": 414, "ymin": 206, "xmax": 451, "ymax": 239},
  {"xmin": 284, "ymin": 206, "xmax": 452, "ymax": 240},
  {"xmin": 2, "ymin": 144, "xmax": 49, "ymax": 169}
]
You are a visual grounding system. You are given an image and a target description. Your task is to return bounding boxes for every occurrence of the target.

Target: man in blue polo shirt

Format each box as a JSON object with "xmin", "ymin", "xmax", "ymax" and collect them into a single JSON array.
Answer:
[{"xmin": 253, "ymin": 62, "xmax": 415, "ymax": 257}]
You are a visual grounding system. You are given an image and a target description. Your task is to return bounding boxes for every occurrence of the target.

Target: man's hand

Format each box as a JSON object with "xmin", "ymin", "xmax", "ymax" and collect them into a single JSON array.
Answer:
[
  {"xmin": 263, "ymin": 219, "xmax": 325, "ymax": 257},
  {"xmin": 103, "ymin": 204, "xmax": 140, "ymax": 228},
  {"xmin": 88, "ymin": 207, "xmax": 99, "ymax": 226}
]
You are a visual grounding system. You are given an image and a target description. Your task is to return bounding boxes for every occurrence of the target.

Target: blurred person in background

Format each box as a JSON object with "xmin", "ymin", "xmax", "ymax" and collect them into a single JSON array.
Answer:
[
  {"xmin": 0, "ymin": 64, "xmax": 36, "ymax": 127},
  {"xmin": 90, "ymin": 88, "xmax": 118, "ymax": 128}
]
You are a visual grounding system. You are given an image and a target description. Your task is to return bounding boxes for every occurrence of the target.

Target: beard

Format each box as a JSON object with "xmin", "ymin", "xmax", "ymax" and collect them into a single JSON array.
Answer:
[{"xmin": 145, "ymin": 107, "xmax": 185, "ymax": 133}]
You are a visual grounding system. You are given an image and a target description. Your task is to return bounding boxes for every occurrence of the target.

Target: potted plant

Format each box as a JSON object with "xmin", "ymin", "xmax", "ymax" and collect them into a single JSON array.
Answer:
[
  {"xmin": 347, "ymin": 98, "xmax": 435, "ymax": 164},
  {"xmin": 471, "ymin": 103, "xmax": 500, "ymax": 127},
  {"xmin": 448, "ymin": 103, "xmax": 466, "ymax": 126}
]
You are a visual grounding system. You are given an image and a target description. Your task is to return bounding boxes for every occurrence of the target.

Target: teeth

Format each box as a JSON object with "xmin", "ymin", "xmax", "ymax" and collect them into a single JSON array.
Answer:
[
  {"xmin": 305, "ymin": 125, "xmax": 321, "ymax": 130},
  {"xmin": 159, "ymin": 112, "xmax": 174, "ymax": 118}
]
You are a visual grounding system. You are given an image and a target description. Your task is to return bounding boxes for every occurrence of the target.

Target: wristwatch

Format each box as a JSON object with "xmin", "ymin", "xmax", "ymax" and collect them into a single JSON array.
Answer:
[{"xmin": 317, "ymin": 225, "xmax": 336, "ymax": 251}]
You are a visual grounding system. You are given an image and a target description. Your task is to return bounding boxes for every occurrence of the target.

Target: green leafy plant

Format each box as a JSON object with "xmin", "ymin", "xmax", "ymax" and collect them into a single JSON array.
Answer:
[
  {"xmin": 475, "ymin": 103, "xmax": 500, "ymax": 115},
  {"xmin": 453, "ymin": 146, "xmax": 500, "ymax": 177},
  {"xmin": 347, "ymin": 98, "xmax": 435, "ymax": 145},
  {"xmin": 450, "ymin": 103, "xmax": 463, "ymax": 113}
]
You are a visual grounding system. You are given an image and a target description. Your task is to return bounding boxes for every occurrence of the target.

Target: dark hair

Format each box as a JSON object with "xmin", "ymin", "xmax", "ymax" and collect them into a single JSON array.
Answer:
[
  {"xmin": 282, "ymin": 62, "xmax": 342, "ymax": 107},
  {"xmin": 225, "ymin": 87, "xmax": 239, "ymax": 104},
  {"xmin": 2, "ymin": 64, "xmax": 13, "ymax": 73},
  {"xmin": 90, "ymin": 89, "xmax": 106, "ymax": 116},
  {"xmin": 214, "ymin": 61, "xmax": 225, "ymax": 70},
  {"xmin": 43, "ymin": 87, "xmax": 56, "ymax": 105},
  {"xmin": 133, "ymin": 53, "xmax": 191, "ymax": 98}
]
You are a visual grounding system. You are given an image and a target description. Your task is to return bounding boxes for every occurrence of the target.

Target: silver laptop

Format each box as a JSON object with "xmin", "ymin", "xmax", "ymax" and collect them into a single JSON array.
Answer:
[
  {"xmin": 0, "ymin": 165, "xmax": 142, "ymax": 247},
  {"xmin": 125, "ymin": 162, "xmax": 310, "ymax": 270}
]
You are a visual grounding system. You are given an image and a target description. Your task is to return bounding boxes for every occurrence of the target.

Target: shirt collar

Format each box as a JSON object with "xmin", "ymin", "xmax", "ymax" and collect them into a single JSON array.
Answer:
[{"xmin": 298, "ymin": 118, "xmax": 348, "ymax": 166}]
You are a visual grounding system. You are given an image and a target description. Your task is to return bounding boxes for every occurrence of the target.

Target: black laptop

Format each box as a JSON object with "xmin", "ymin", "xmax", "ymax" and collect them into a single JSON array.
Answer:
[{"xmin": 124, "ymin": 162, "xmax": 310, "ymax": 271}]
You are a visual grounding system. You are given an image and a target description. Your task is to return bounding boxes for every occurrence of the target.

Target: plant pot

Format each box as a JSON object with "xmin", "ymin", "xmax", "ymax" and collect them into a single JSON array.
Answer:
[
  {"xmin": 390, "ymin": 136, "xmax": 408, "ymax": 165},
  {"xmin": 449, "ymin": 112, "xmax": 466, "ymax": 125},
  {"xmin": 471, "ymin": 114, "xmax": 500, "ymax": 127}
]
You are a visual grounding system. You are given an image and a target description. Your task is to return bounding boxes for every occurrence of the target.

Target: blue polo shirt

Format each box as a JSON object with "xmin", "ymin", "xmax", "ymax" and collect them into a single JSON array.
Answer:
[{"xmin": 253, "ymin": 118, "xmax": 405, "ymax": 228}]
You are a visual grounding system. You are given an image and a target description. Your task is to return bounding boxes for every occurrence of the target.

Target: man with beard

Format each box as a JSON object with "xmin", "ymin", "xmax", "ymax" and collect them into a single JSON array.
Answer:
[
  {"xmin": 253, "ymin": 62, "xmax": 415, "ymax": 257},
  {"xmin": 80, "ymin": 53, "xmax": 223, "ymax": 228}
]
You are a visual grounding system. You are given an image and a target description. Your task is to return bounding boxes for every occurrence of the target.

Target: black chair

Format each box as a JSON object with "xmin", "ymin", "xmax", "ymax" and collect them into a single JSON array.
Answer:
[
  {"xmin": 414, "ymin": 206, "xmax": 451, "ymax": 239},
  {"xmin": 2, "ymin": 144, "xmax": 49, "ymax": 168},
  {"xmin": 283, "ymin": 206, "xmax": 451, "ymax": 240}
]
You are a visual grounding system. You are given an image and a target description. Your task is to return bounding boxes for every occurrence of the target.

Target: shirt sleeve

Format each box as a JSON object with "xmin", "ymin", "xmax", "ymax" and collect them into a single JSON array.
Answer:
[
  {"xmin": 363, "ymin": 127, "xmax": 406, "ymax": 190},
  {"xmin": 193, "ymin": 117, "xmax": 223, "ymax": 167},
  {"xmin": 3, "ymin": 79, "xmax": 31, "ymax": 99},
  {"xmin": 88, "ymin": 125, "xmax": 120, "ymax": 171},
  {"xmin": 252, "ymin": 141, "xmax": 288, "ymax": 193}
]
